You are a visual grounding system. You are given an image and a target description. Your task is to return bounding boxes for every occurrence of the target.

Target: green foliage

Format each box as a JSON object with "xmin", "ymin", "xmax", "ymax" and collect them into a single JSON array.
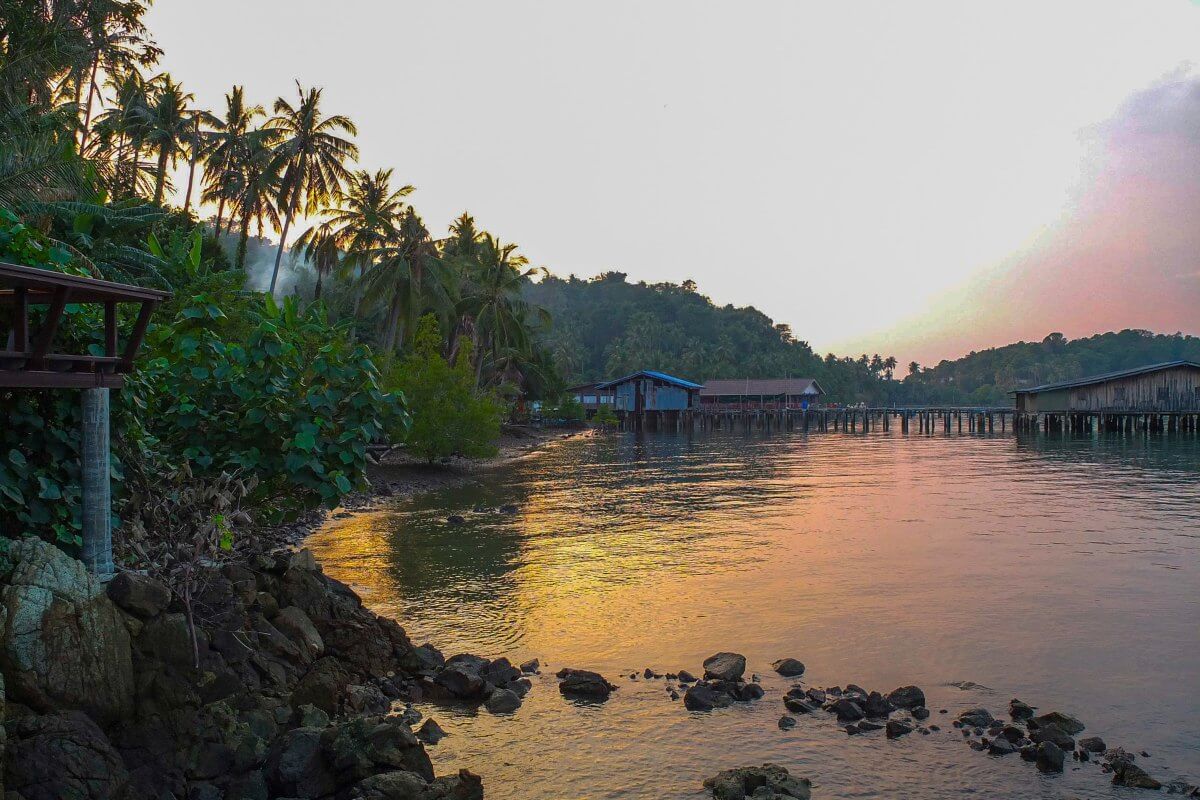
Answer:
[
  {"xmin": 542, "ymin": 395, "xmax": 585, "ymax": 423},
  {"xmin": 592, "ymin": 403, "xmax": 618, "ymax": 428},
  {"xmin": 386, "ymin": 315, "xmax": 503, "ymax": 463}
]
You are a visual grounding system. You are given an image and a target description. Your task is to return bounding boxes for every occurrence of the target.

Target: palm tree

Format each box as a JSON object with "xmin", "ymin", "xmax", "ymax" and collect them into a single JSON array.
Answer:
[
  {"xmin": 202, "ymin": 86, "xmax": 264, "ymax": 235},
  {"xmin": 228, "ymin": 129, "xmax": 283, "ymax": 269},
  {"xmin": 142, "ymin": 75, "xmax": 194, "ymax": 205},
  {"xmin": 75, "ymin": 0, "xmax": 161, "ymax": 150},
  {"xmin": 180, "ymin": 108, "xmax": 219, "ymax": 215},
  {"xmin": 265, "ymin": 82, "xmax": 358, "ymax": 294},
  {"xmin": 462, "ymin": 234, "xmax": 546, "ymax": 387},
  {"xmin": 361, "ymin": 206, "xmax": 445, "ymax": 352},
  {"xmin": 883, "ymin": 356, "xmax": 898, "ymax": 380},
  {"xmin": 90, "ymin": 67, "xmax": 154, "ymax": 196},
  {"xmin": 292, "ymin": 222, "xmax": 341, "ymax": 302},
  {"xmin": 908, "ymin": 361, "xmax": 921, "ymax": 377}
]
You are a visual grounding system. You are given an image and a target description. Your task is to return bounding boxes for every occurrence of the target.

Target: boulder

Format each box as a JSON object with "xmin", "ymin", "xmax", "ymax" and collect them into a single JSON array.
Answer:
[
  {"xmin": 988, "ymin": 737, "xmax": 1018, "ymax": 756},
  {"xmin": 1032, "ymin": 711, "xmax": 1085, "ymax": 735},
  {"xmin": 677, "ymin": 670, "xmax": 697, "ymax": 683},
  {"xmin": 703, "ymin": 764, "xmax": 812, "ymax": 800},
  {"xmin": 274, "ymin": 606, "xmax": 325, "ymax": 658},
  {"xmin": 437, "ymin": 655, "xmax": 489, "ymax": 699},
  {"xmin": 556, "ymin": 668, "xmax": 616, "ymax": 699},
  {"xmin": 855, "ymin": 720, "xmax": 884, "ymax": 732},
  {"xmin": 0, "ymin": 538, "xmax": 134, "ymax": 723},
  {"xmin": 783, "ymin": 697, "xmax": 818, "ymax": 714},
  {"xmin": 352, "ymin": 768, "xmax": 483, "ymax": 800},
  {"xmin": 771, "ymin": 658, "xmax": 805, "ymax": 677},
  {"xmin": 484, "ymin": 688, "xmax": 521, "ymax": 714},
  {"xmin": 344, "ymin": 683, "xmax": 391, "ymax": 716},
  {"xmin": 5, "ymin": 710, "xmax": 129, "ymax": 800},
  {"xmin": 911, "ymin": 706, "xmax": 930, "ymax": 720},
  {"xmin": 683, "ymin": 683, "xmax": 730, "ymax": 712},
  {"xmin": 862, "ymin": 691, "xmax": 894, "ymax": 718},
  {"xmin": 702, "ymin": 652, "xmax": 746, "ymax": 682},
  {"xmin": 106, "ymin": 571, "xmax": 171, "ymax": 618},
  {"xmin": 416, "ymin": 718, "xmax": 447, "ymax": 745},
  {"xmin": 1008, "ymin": 698, "xmax": 1034, "ymax": 720},
  {"xmin": 1030, "ymin": 724, "xmax": 1075, "ymax": 751},
  {"xmin": 735, "ymin": 682, "xmax": 764, "ymax": 701},
  {"xmin": 831, "ymin": 698, "xmax": 865, "ymax": 722},
  {"xmin": 1079, "ymin": 736, "xmax": 1107, "ymax": 753},
  {"xmin": 1036, "ymin": 741, "xmax": 1065, "ymax": 773},
  {"xmin": 956, "ymin": 708, "xmax": 994, "ymax": 728},
  {"xmin": 293, "ymin": 657, "xmax": 352, "ymax": 714},
  {"xmin": 519, "ymin": 658, "xmax": 540, "ymax": 674},
  {"xmin": 778, "ymin": 715, "xmax": 797, "ymax": 730},
  {"xmin": 1112, "ymin": 763, "xmax": 1162, "ymax": 790},
  {"xmin": 887, "ymin": 685, "xmax": 926, "ymax": 709},
  {"xmin": 885, "ymin": 719, "xmax": 913, "ymax": 739}
]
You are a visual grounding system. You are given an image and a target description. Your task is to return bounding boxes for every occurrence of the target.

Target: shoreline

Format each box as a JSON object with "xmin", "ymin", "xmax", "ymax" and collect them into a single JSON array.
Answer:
[{"xmin": 266, "ymin": 424, "xmax": 596, "ymax": 550}]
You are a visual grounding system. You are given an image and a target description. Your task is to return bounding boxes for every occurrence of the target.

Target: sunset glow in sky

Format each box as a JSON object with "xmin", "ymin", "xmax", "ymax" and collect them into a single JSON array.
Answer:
[{"xmin": 147, "ymin": 1, "xmax": 1200, "ymax": 364}]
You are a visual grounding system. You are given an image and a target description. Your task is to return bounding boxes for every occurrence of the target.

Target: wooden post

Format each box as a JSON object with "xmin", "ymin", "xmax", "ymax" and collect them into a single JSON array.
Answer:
[{"xmin": 81, "ymin": 388, "xmax": 113, "ymax": 580}]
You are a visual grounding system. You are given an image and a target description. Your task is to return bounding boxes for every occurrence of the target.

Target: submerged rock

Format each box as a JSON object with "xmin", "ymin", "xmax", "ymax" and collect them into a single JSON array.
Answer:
[
  {"xmin": 416, "ymin": 718, "xmax": 447, "ymax": 745},
  {"xmin": 772, "ymin": 658, "xmax": 806, "ymax": 677},
  {"xmin": 885, "ymin": 720, "xmax": 914, "ymax": 739},
  {"xmin": 1036, "ymin": 741, "xmax": 1065, "ymax": 773},
  {"xmin": 703, "ymin": 763, "xmax": 812, "ymax": 800},
  {"xmin": 1112, "ymin": 763, "xmax": 1163, "ymax": 790},
  {"xmin": 557, "ymin": 668, "xmax": 616, "ymax": 699},
  {"xmin": 1079, "ymin": 736, "xmax": 1107, "ymax": 753},
  {"xmin": 778, "ymin": 715, "xmax": 797, "ymax": 730},
  {"xmin": 519, "ymin": 658, "xmax": 540, "ymax": 674},
  {"xmin": 703, "ymin": 652, "xmax": 747, "ymax": 682},
  {"xmin": 677, "ymin": 670, "xmax": 697, "ymax": 683},
  {"xmin": 783, "ymin": 696, "xmax": 818, "ymax": 714},
  {"xmin": 956, "ymin": 708, "xmax": 994, "ymax": 728}
]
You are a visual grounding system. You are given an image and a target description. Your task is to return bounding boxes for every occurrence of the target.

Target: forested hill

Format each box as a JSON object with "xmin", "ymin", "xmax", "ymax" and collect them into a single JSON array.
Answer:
[
  {"xmin": 903, "ymin": 330, "xmax": 1200, "ymax": 406},
  {"xmin": 525, "ymin": 272, "xmax": 901, "ymax": 403},
  {"xmin": 526, "ymin": 273, "xmax": 1200, "ymax": 407}
]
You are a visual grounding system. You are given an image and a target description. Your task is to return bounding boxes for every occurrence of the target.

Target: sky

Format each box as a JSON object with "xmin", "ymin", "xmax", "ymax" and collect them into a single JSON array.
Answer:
[{"xmin": 146, "ymin": 1, "xmax": 1200, "ymax": 365}]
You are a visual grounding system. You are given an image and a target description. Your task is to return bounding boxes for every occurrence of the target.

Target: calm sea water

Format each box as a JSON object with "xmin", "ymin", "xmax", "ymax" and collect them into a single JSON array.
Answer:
[{"xmin": 307, "ymin": 429, "xmax": 1200, "ymax": 799}]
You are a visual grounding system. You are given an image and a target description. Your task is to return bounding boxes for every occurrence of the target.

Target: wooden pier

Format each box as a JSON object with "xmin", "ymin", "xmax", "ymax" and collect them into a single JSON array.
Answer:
[{"xmin": 617, "ymin": 407, "xmax": 1200, "ymax": 436}]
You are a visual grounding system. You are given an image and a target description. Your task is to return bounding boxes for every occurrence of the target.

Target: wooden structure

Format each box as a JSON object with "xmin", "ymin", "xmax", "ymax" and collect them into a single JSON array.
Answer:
[
  {"xmin": 700, "ymin": 378, "xmax": 825, "ymax": 412},
  {"xmin": 692, "ymin": 406, "xmax": 1016, "ymax": 434},
  {"xmin": 567, "ymin": 381, "xmax": 615, "ymax": 416},
  {"xmin": 1012, "ymin": 361, "xmax": 1200, "ymax": 433},
  {"xmin": 1, "ymin": 262, "xmax": 170, "ymax": 578},
  {"xmin": 596, "ymin": 370, "xmax": 701, "ymax": 430}
]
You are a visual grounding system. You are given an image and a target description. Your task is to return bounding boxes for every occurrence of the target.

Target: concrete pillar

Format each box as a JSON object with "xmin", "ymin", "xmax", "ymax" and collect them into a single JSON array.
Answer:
[{"xmin": 81, "ymin": 388, "xmax": 113, "ymax": 580}]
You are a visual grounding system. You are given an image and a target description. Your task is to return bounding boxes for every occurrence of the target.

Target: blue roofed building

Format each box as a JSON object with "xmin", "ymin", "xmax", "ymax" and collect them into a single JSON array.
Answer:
[{"xmin": 595, "ymin": 370, "xmax": 702, "ymax": 414}]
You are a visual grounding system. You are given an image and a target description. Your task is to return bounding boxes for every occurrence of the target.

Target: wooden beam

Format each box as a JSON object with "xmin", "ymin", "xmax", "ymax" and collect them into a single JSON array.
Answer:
[
  {"xmin": 0, "ymin": 370, "xmax": 123, "ymax": 389},
  {"xmin": 28, "ymin": 286, "xmax": 68, "ymax": 369},
  {"xmin": 120, "ymin": 300, "xmax": 157, "ymax": 370}
]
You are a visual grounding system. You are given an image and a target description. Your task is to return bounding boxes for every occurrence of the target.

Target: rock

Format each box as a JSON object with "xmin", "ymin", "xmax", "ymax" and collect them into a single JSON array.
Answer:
[
  {"xmin": 557, "ymin": 668, "xmax": 616, "ymax": 699},
  {"xmin": 703, "ymin": 763, "xmax": 812, "ymax": 800},
  {"xmin": 1031, "ymin": 724, "xmax": 1075, "ymax": 751},
  {"xmin": 1113, "ymin": 763, "xmax": 1162, "ymax": 790},
  {"xmin": 0, "ymin": 538, "xmax": 134, "ymax": 723},
  {"xmin": 684, "ymin": 683, "xmax": 730, "ymax": 711},
  {"xmin": 702, "ymin": 652, "xmax": 746, "ymax": 682},
  {"xmin": 1009, "ymin": 698, "xmax": 1035, "ymax": 720},
  {"xmin": 845, "ymin": 724, "xmax": 863, "ymax": 735},
  {"xmin": 520, "ymin": 658, "xmax": 540, "ymax": 674},
  {"xmin": 831, "ymin": 698, "xmax": 865, "ymax": 722},
  {"xmin": 274, "ymin": 605, "xmax": 325, "ymax": 658},
  {"xmin": 353, "ymin": 768, "xmax": 484, "ymax": 800},
  {"xmin": 481, "ymin": 657, "xmax": 521, "ymax": 686},
  {"xmin": 1020, "ymin": 744, "xmax": 1038, "ymax": 761},
  {"xmin": 887, "ymin": 685, "xmax": 925, "ymax": 709},
  {"xmin": 1036, "ymin": 741, "xmax": 1065, "ymax": 773},
  {"xmin": 1032, "ymin": 711, "xmax": 1085, "ymax": 735},
  {"xmin": 293, "ymin": 657, "xmax": 352, "ymax": 714},
  {"xmin": 771, "ymin": 658, "xmax": 805, "ymax": 677},
  {"xmin": 778, "ymin": 715, "xmax": 796, "ymax": 730},
  {"xmin": 956, "ymin": 708, "xmax": 994, "ymax": 728},
  {"xmin": 498, "ymin": 504, "xmax": 519, "ymax": 514},
  {"xmin": 677, "ymin": 670, "xmax": 697, "ymax": 683},
  {"xmin": 447, "ymin": 515, "xmax": 466, "ymax": 525},
  {"xmin": 105, "ymin": 571, "xmax": 171, "ymax": 618},
  {"xmin": 344, "ymin": 683, "xmax": 391, "ymax": 715},
  {"xmin": 885, "ymin": 720, "xmax": 913, "ymax": 739},
  {"xmin": 998, "ymin": 725, "xmax": 1024, "ymax": 743},
  {"xmin": 437, "ymin": 654, "xmax": 489, "ymax": 699},
  {"xmin": 506, "ymin": 677, "xmax": 532, "ymax": 697},
  {"xmin": 407, "ymin": 643, "xmax": 446, "ymax": 673},
  {"xmin": 5, "ymin": 710, "xmax": 130, "ymax": 800},
  {"xmin": 856, "ymin": 720, "xmax": 884, "ymax": 732},
  {"xmin": 484, "ymin": 688, "xmax": 521, "ymax": 713},
  {"xmin": 297, "ymin": 703, "xmax": 331, "ymax": 729},
  {"xmin": 783, "ymin": 697, "xmax": 818, "ymax": 714},
  {"xmin": 911, "ymin": 706, "xmax": 930, "ymax": 720},
  {"xmin": 1079, "ymin": 736, "xmax": 1106, "ymax": 753},
  {"xmin": 805, "ymin": 688, "xmax": 826, "ymax": 704},
  {"xmin": 735, "ymin": 682, "xmax": 764, "ymax": 701},
  {"xmin": 968, "ymin": 739, "xmax": 988, "ymax": 751},
  {"xmin": 416, "ymin": 718, "xmax": 447, "ymax": 745},
  {"xmin": 862, "ymin": 692, "xmax": 894, "ymax": 718},
  {"xmin": 989, "ymin": 737, "xmax": 1018, "ymax": 756}
]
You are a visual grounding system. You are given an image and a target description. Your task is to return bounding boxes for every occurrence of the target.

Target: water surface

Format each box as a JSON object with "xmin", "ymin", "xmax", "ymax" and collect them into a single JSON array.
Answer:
[{"xmin": 308, "ymin": 429, "xmax": 1200, "ymax": 799}]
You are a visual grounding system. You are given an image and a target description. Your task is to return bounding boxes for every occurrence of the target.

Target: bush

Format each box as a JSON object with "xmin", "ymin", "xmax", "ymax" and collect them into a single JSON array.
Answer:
[
  {"xmin": 386, "ymin": 315, "xmax": 503, "ymax": 463},
  {"xmin": 593, "ymin": 403, "xmax": 618, "ymax": 428}
]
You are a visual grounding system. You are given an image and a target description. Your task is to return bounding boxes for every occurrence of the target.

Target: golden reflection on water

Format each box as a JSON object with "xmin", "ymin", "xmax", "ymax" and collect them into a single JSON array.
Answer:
[{"xmin": 307, "ymin": 430, "xmax": 1200, "ymax": 800}]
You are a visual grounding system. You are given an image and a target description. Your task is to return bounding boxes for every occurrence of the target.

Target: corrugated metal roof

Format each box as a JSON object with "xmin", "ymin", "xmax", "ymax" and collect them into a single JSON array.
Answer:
[
  {"xmin": 1011, "ymin": 360, "xmax": 1200, "ymax": 394},
  {"xmin": 700, "ymin": 378, "xmax": 825, "ymax": 396},
  {"xmin": 596, "ymin": 370, "xmax": 703, "ymax": 390}
]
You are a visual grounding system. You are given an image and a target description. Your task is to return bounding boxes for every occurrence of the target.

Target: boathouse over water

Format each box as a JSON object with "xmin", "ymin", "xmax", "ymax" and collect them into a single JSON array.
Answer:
[
  {"xmin": 700, "ymin": 378, "xmax": 825, "ymax": 411},
  {"xmin": 596, "ymin": 371, "xmax": 701, "ymax": 429},
  {"xmin": 1012, "ymin": 360, "xmax": 1200, "ymax": 433}
]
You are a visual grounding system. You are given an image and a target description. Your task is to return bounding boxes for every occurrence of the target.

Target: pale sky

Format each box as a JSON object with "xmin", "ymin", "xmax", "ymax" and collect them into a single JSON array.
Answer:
[{"xmin": 146, "ymin": 1, "xmax": 1200, "ymax": 364}]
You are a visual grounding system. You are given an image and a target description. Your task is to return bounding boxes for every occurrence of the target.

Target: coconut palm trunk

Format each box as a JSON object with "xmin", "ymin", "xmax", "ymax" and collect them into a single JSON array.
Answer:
[
  {"xmin": 269, "ymin": 211, "xmax": 293, "ymax": 294},
  {"xmin": 79, "ymin": 54, "xmax": 100, "ymax": 149},
  {"xmin": 154, "ymin": 147, "xmax": 169, "ymax": 204}
]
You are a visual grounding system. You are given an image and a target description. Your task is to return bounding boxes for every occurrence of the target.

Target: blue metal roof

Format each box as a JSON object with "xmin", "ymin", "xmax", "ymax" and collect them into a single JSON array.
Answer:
[
  {"xmin": 1011, "ymin": 360, "xmax": 1200, "ymax": 394},
  {"xmin": 596, "ymin": 370, "xmax": 703, "ymax": 390}
]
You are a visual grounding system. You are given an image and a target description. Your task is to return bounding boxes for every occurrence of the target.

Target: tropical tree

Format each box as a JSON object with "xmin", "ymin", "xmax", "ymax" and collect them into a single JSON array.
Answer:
[
  {"xmin": 228, "ymin": 129, "xmax": 283, "ymax": 268},
  {"xmin": 265, "ymin": 82, "xmax": 358, "ymax": 294},
  {"xmin": 142, "ymin": 74, "xmax": 194, "ymax": 204},
  {"xmin": 201, "ymin": 86, "xmax": 264, "ymax": 235},
  {"xmin": 461, "ymin": 234, "xmax": 547, "ymax": 387},
  {"xmin": 361, "ymin": 205, "xmax": 445, "ymax": 352}
]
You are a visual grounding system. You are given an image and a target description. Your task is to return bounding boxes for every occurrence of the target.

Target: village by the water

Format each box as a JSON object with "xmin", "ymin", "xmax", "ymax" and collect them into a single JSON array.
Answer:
[{"xmin": 2, "ymin": 2, "xmax": 1200, "ymax": 800}]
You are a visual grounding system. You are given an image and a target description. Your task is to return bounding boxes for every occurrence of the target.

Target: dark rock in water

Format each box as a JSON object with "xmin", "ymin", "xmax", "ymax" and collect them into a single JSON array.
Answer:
[
  {"xmin": 1020, "ymin": 744, "xmax": 1038, "ymax": 762},
  {"xmin": 684, "ymin": 683, "xmax": 731, "ymax": 711},
  {"xmin": 805, "ymin": 688, "xmax": 827, "ymax": 704},
  {"xmin": 784, "ymin": 697, "xmax": 818, "ymax": 714},
  {"xmin": 520, "ymin": 658, "xmax": 540, "ymax": 674},
  {"xmin": 644, "ymin": 667, "xmax": 661, "ymax": 679},
  {"xmin": 1033, "ymin": 711, "xmax": 1085, "ymax": 735},
  {"xmin": 557, "ymin": 668, "xmax": 616, "ymax": 699},
  {"xmin": 407, "ymin": 642, "xmax": 446, "ymax": 672},
  {"xmin": 1104, "ymin": 747, "xmax": 1137, "ymax": 768},
  {"xmin": 845, "ymin": 724, "xmax": 863, "ymax": 736},
  {"xmin": 485, "ymin": 688, "xmax": 522, "ymax": 713},
  {"xmin": 670, "ymin": 690, "xmax": 680, "ymax": 700},
  {"xmin": 1112, "ymin": 763, "xmax": 1162, "ymax": 790},
  {"xmin": 887, "ymin": 685, "xmax": 926, "ymax": 709},
  {"xmin": 417, "ymin": 718, "xmax": 447, "ymax": 745},
  {"xmin": 355, "ymin": 769, "xmax": 483, "ymax": 800},
  {"xmin": 862, "ymin": 692, "xmax": 895, "ymax": 718},
  {"xmin": 437, "ymin": 654, "xmax": 490, "ymax": 699},
  {"xmin": 703, "ymin": 652, "xmax": 747, "ymax": 682},
  {"xmin": 856, "ymin": 720, "xmax": 885, "ymax": 732},
  {"xmin": 844, "ymin": 684, "xmax": 868, "ymax": 699},
  {"xmin": 929, "ymin": 724, "xmax": 940, "ymax": 731},
  {"xmin": 1036, "ymin": 741, "xmax": 1065, "ymax": 773},
  {"xmin": 772, "ymin": 658, "xmax": 806, "ymax": 677},
  {"xmin": 447, "ymin": 515, "xmax": 466, "ymax": 526},
  {"xmin": 831, "ymin": 699, "xmax": 866, "ymax": 722},
  {"xmin": 482, "ymin": 656, "xmax": 521, "ymax": 686},
  {"xmin": 506, "ymin": 677, "xmax": 533, "ymax": 697},
  {"xmin": 736, "ymin": 682, "xmax": 765, "ymax": 701},
  {"xmin": 1031, "ymin": 724, "xmax": 1075, "ymax": 751},
  {"xmin": 499, "ymin": 503, "xmax": 519, "ymax": 514},
  {"xmin": 107, "ymin": 570, "xmax": 171, "ymax": 618},
  {"xmin": 968, "ymin": 740, "xmax": 988, "ymax": 751},
  {"xmin": 957, "ymin": 708, "xmax": 995, "ymax": 728},
  {"xmin": 911, "ymin": 705, "xmax": 931, "ymax": 720},
  {"xmin": 989, "ymin": 737, "xmax": 1018, "ymax": 756},
  {"xmin": 704, "ymin": 763, "xmax": 812, "ymax": 800},
  {"xmin": 998, "ymin": 725, "xmax": 1024, "ymax": 743},
  {"xmin": 779, "ymin": 715, "xmax": 797, "ymax": 730},
  {"xmin": 677, "ymin": 670, "xmax": 697, "ymax": 683},
  {"xmin": 1077, "ymin": 748, "xmax": 1090, "ymax": 762},
  {"xmin": 1009, "ymin": 698, "xmax": 1035, "ymax": 720},
  {"xmin": 886, "ymin": 720, "xmax": 914, "ymax": 739},
  {"xmin": 1079, "ymin": 736, "xmax": 1106, "ymax": 753}
]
